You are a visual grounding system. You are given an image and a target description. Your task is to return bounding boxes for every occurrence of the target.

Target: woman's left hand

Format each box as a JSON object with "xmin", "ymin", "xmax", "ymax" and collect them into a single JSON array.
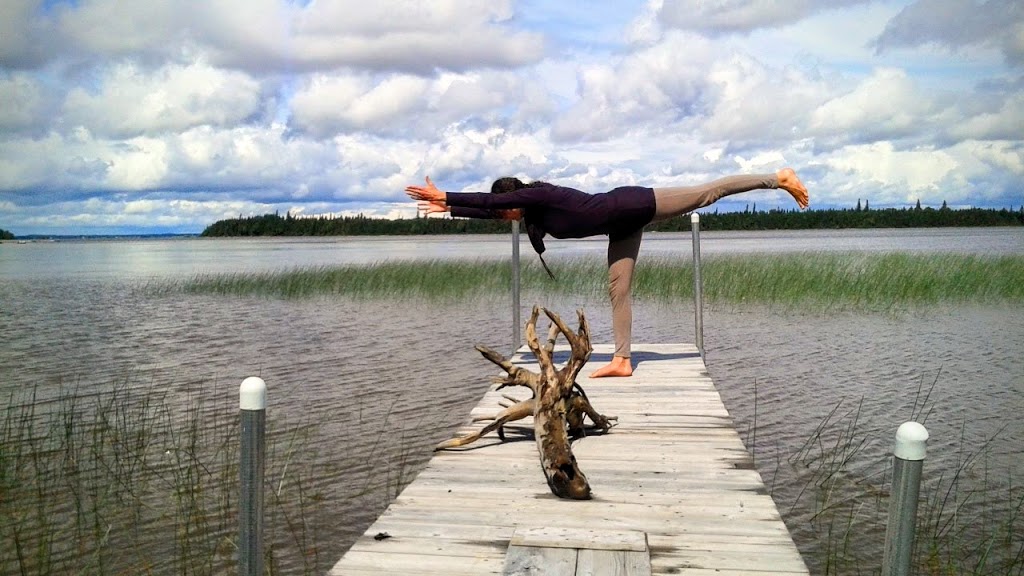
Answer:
[
  {"xmin": 405, "ymin": 176, "xmax": 445, "ymax": 202},
  {"xmin": 418, "ymin": 200, "xmax": 448, "ymax": 215}
]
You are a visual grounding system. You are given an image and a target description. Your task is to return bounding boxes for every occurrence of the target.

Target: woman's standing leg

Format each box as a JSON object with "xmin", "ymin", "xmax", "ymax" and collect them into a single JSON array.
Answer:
[
  {"xmin": 653, "ymin": 169, "xmax": 808, "ymax": 220},
  {"xmin": 591, "ymin": 228, "xmax": 643, "ymax": 378}
]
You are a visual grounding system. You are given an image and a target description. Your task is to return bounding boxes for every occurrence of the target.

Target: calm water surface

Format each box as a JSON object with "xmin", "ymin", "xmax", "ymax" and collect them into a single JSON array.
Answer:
[{"xmin": 2, "ymin": 227, "xmax": 1022, "ymax": 574}]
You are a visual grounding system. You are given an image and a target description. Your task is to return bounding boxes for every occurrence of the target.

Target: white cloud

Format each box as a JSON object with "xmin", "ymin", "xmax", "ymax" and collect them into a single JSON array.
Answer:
[
  {"xmin": 290, "ymin": 74, "xmax": 431, "ymax": 137},
  {"xmin": 808, "ymin": 68, "xmax": 929, "ymax": 144},
  {"xmin": 0, "ymin": 0, "xmax": 50, "ymax": 68},
  {"xmin": 38, "ymin": 0, "xmax": 545, "ymax": 74},
  {"xmin": 625, "ymin": 0, "xmax": 665, "ymax": 45},
  {"xmin": 289, "ymin": 70, "xmax": 537, "ymax": 139},
  {"xmin": 874, "ymin": 0, "xmax": 1023, "ymax": 67},
  {"xmin": 551, "ymin": 33, "xmax": 715, "ymax": 142},
  {"xmin": 949, "ymin": 90, "xmax": 1024, "ymax": 141},
  {"xmin": 698, "ymin": 54, "xmax": 831, "ymax": 145},
  {"xmin": 105, "ymin": 137, "xmax": 169, "ymax": 190},
  {"xmin": 62, "ymin": 62, "xmax": 263, "ymax": 138},
  {"xmin": 658, "ymin": 0, "xmax": 871, "ymax": 35},
  {"xmin": 0, "ymin": 73, "xmax": 45, "ymax": 132},
  {"xmin": 826, "ymin": 142, "xmax": 955, "ymax": 189}
]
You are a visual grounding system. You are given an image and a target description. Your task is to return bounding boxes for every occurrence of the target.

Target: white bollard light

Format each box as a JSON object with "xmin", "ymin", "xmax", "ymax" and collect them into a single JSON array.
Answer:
[
  {"xmin": 239, "ymin": 377, "xmax": 266, "ymax": 576},
  {"xmin": 882, "ymin": 421, "xmax": 929, "ymax": 576}
]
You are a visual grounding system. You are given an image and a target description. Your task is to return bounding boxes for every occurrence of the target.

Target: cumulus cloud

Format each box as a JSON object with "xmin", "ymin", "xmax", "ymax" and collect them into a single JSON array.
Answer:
[
  {"xmin": 551, "ymin": 33, "xmax": 716, "ymax": 142},
  {"xmin": 874, "ymin": 0, "xmax": 1024, "ymax": 67},
  {"xmin": 550, "ymin": 32, "xmax": 834, "ymax": 153},
  {"xmin": 809, "ymin": 68, "xmax": 932, "ymax": 145},
  {"xmin": 61, "ymin": 62, "xmax": 263, "ymax": 138},
  {"xmin": 948, "ymin": 90, "xmax": 1024, "ymax": 141},
  {"xmin": 657, "ymin": 0, "xmax": 871, "ymax": 35},
  {"xmin": 0, "ymin": 73, "xmax": 47, "ymax": 132},
  {"xmin": 289, "ymin": 70, "xmax": 542, "ymax": 139},
  {"xmin": 7, "ymin": 0, "xmax": 544, "ymax": 74}
]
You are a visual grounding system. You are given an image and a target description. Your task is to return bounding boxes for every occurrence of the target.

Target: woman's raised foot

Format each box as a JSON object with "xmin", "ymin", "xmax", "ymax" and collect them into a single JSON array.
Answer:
[{"xmin": 777, "ymin": 167, "xmax": 809, "ymax": 210}]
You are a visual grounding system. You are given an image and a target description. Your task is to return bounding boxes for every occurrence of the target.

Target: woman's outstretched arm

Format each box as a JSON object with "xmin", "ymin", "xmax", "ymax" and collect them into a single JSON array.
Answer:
[{"xmin": 406, "ymin": 176, "xmax": 520, "ymax": 220}]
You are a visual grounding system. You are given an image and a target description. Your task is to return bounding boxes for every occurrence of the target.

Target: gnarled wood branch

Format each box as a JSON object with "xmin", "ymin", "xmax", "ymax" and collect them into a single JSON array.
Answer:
[{"xmin": 435, "ymin": 307, "xmax": 615, "ymax": 500}]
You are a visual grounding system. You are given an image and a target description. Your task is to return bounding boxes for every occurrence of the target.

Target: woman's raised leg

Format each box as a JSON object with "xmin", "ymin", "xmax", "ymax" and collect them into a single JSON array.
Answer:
[{"xmin": 652, "ymin": 168, "xmax": 808, "ymax": 220}]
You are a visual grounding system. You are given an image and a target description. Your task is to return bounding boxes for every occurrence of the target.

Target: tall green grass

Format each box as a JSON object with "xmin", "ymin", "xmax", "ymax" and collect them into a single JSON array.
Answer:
[
  {"xmin": 773, "ymin": 376, "xmax": 1023, "ymax": 575},
  {"xmin": 0, "ymin": 381, "xmax": 334, "ymax": 575},
  {"xmin": 153, "ymin": 253, "xmax": 1024, "ymax": 309}
]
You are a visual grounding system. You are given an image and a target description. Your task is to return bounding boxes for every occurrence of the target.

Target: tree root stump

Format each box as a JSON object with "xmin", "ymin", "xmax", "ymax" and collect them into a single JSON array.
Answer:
[{"xmin": 436, "ymin": 306, "xmax": 616, "ymax": 500}]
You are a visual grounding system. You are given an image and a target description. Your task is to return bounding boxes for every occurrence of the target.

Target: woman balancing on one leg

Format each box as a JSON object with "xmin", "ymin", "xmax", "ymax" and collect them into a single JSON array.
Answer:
[{"xmin": 406, "ymin": 168, "xmax": 809, "ymax": 378}]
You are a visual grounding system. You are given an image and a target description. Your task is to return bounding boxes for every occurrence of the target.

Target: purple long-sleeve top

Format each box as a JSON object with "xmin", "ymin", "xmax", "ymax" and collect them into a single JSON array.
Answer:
[{"xmin": 445, "ymin": 183, "xmax": 656, "ymax": 255}]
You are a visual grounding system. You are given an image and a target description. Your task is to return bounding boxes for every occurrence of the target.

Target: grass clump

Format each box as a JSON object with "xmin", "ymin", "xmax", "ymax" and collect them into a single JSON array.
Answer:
[
  {"xmin": 154, "ymin": 253, "xmax": 1024, "ymax": 309},
  {"xmin": 776, "ymin": 376, "xmax": 1024, "ymax": 575},
  {"xmin": 696, "ymin": 253, "xmax": 1024, "ymax": 309},
  {"xmin": 0, "ymin": 381, "xmax": 328, "ymax": 575}
]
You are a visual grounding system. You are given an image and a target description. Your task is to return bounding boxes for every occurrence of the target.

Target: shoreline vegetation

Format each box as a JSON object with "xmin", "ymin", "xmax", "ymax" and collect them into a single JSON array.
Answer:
[
  {"xmin": 199, "ymin": 205, "xmax": 1024, "ymax": 237},
  {"xmin": 153, "ymin": 253, "xmax": 1024, "ymax": 308}
]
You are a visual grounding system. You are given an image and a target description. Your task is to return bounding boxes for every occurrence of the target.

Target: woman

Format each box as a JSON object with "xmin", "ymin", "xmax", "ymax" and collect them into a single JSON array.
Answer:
[{"xmin": 405, "ymin": 168, "xmax": 809, "ymax": 378}]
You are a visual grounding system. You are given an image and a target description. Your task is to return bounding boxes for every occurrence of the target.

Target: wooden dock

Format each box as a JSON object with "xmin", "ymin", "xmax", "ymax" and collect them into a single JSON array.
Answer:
[{"xmin": 329, "ymin": 343, "xmax": 810, "ymax": 575}]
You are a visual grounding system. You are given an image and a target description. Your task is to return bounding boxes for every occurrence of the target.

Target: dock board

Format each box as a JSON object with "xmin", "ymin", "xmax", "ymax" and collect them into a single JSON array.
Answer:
[{"xmin": 330, "ymin": 343, "xmax": 809, "ymax": 575}]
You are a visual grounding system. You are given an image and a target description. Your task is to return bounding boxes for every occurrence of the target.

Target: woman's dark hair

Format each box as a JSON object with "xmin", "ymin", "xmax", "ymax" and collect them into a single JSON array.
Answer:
[
  {"xmin": 491, "ymin": 177, "xmax": 548, "ymax": 194},
  {"xmin": 491, "ymin": 177, "xmax": 526, "ymax": 194},
  {"xmin": 490, "ymin": 176, "xmax": 556, "ymax": 280}
]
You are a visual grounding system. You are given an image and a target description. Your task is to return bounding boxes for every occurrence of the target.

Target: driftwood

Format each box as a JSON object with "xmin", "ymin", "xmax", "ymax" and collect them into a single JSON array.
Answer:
[{"xmin": 436, "ymin": 307, "xmax": 615, "ymax": 500}]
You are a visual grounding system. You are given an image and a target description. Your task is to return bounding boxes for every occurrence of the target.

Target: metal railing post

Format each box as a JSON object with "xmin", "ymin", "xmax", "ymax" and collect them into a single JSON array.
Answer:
[
  {"xmin": 511, "ymin": 219, "xmax": 522, "ymax": 354},
  {"xmin": 882, "ymin": 421, "xmax": 929, "ymax": 576},
  {"xmin": 690, "ymin": 213, "xmax": 704, "ymax": 358},
  {"xmin": 239, "ymin": 377, "xmax": 266, "ymax": 576}
]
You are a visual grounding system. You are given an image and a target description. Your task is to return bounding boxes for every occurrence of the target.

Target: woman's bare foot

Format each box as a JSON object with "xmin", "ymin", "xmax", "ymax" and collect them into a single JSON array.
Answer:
[
  {"xmin": 590, "ymin": 356, "xmax": 633, "ymax": 378},
  {"xmin": 777, "ymin": 167, "xmax": 809, "ymax": 210}
]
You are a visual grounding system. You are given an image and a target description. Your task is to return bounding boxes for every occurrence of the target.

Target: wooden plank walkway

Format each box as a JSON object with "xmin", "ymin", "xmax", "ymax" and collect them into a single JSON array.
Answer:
[{"xmin": 330, "ymin": 343, "xmax": 810, "ymax": 576}]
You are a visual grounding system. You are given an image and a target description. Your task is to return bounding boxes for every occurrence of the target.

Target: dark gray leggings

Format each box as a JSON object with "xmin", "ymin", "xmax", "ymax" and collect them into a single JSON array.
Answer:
[{"xmin": 607, "ymin": 174, "xmax": 778, "ymax": 358}]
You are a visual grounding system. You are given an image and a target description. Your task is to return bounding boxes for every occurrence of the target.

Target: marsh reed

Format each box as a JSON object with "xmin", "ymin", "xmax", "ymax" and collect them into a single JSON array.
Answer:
[
  {"xmin": 766, "ymin": 374, "xmax": 1023, "ymax": 575},
  {"xmin": 154, "ymin": 253, "xmax": 1024, "ymax": 309},
  {"xmin": 0, "ymin": 380, "xmax": 360, "ymax": 575}
]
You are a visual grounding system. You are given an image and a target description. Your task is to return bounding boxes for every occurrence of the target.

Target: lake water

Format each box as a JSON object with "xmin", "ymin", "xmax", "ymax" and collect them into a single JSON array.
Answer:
[{"xmin": 2, "ymin": 227, "xmax": 1022, "ymax": 574}]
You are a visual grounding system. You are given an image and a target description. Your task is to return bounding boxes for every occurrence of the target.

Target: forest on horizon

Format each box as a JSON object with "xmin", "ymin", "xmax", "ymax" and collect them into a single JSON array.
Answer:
[{"xmin": 201, "ymin": 202, "xmax": 1024, "ymax": 237}]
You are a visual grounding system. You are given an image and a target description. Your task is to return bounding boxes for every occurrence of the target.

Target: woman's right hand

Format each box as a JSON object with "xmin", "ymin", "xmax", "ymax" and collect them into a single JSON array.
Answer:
[{"xmin": 405, "ymin": 176, "xmax": 446, "ymax": 202}]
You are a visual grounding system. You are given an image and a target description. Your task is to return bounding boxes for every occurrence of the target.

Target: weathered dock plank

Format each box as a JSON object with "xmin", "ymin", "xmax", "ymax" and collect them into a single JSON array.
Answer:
[{"xmin": 329, "ymin": 343, "xmax": 809, "ymax": 576}]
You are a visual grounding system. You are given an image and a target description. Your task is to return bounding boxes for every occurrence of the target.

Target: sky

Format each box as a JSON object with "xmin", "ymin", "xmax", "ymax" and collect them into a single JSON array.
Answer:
[{"xmin": 0, "ymin": 0, "xmax": 1021, "ymax": 236}]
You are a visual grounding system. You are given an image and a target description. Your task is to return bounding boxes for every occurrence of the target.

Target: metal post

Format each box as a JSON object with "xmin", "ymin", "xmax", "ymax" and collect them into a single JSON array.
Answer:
[
  {"xmin": 690, "ymin": 213, "xmax": 704, "ymax": 358},
  {"xmin": 511, "ymin": 219, "xmax": 522, "ymax": 355},
  {"xmin": 239, "ymin": 377, "xmax": 266, "ymax": 576},
  {"xmin": 882, "ymin": 421, "xmax": 929, "ymax": 576}
]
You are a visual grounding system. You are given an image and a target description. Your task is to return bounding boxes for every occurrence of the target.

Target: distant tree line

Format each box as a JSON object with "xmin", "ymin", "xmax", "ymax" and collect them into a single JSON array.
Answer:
[
  {"xmin": 0, "ymin": 227, "xmax": 14, "ymax": 240},
  {"xmin": 650, "ymin": 202, "xmax": 1024, "ymax": 232},
  {"xmin": 201, "ymin": 204, "xmax": 1024, "ymax": 237}
]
